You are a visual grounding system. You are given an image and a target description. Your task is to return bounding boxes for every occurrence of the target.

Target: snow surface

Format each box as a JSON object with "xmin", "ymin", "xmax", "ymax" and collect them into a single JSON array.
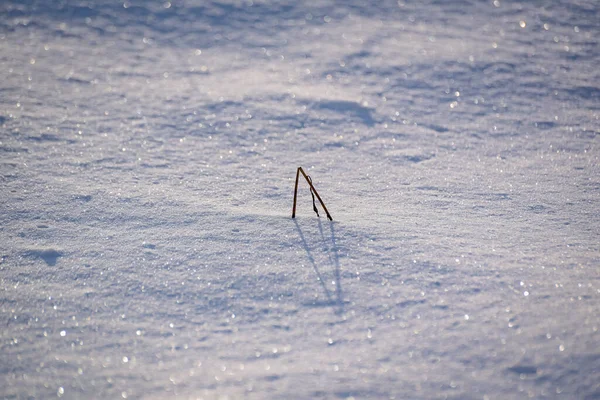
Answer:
[{"xmin": 1, "ymin": 0, "xmax": 599, "ymax": 399}]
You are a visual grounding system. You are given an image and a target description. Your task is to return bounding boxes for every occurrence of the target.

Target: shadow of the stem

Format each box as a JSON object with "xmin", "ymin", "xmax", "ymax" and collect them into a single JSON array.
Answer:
[{"xmin": 294, "ymin": 218, "xmax": 344, "ymax": 314}]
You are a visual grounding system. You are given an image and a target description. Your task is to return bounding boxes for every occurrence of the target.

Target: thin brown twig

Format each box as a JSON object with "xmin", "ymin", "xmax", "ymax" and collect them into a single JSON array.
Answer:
[{"xmin": 291, "ymin": 167, "xmax": 333, "ymax": 220}]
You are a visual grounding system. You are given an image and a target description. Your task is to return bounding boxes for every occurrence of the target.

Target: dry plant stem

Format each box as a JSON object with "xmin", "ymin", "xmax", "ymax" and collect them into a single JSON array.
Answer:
[
  {"xmin": 291, "ymin": 167, "xmax": 333, "ymax": 221},
  {"xmin": 292, "ymin": 167, "xmax": 301, "ymax": 218}
]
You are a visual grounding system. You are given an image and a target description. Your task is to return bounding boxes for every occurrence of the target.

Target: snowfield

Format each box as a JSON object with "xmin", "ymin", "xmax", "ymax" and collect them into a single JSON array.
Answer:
[{"xmin": 1, "ymin": 0, "xmax": 599, "ymax": 399}]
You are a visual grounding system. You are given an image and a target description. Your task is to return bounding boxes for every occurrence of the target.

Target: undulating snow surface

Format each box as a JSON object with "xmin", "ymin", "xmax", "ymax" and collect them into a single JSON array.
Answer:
[{"xmin": 1, "ymin": 1, "xmax": 599, "ymax": 399}]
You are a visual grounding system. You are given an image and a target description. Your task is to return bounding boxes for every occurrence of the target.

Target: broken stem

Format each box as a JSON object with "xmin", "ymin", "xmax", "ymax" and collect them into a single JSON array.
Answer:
[{"xmin": 291, "ymin": 167, "xmax": 333, "ymax": 221}]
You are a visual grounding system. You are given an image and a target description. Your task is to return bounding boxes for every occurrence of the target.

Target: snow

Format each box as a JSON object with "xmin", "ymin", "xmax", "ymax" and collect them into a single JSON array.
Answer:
[{"xmin": 1, "ymin": 0, "xmax": 599, "ymax": 398}]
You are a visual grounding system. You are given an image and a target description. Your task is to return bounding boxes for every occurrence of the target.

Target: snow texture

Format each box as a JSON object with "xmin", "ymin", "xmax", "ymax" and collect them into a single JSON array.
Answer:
[{"xmin": 1, "ymin": 0, "xmax": 599, "ymax": 399}]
